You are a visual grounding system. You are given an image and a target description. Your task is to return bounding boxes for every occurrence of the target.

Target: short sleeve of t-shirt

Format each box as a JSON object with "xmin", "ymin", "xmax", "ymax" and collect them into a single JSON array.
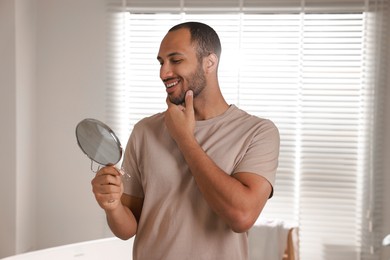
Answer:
[
  {"xmin": 121, "ymin": 126, "xmax": 144, "ymax": 198},
  {"xmin": 233, "ymin": 119, "xmax": 279, "ymax": 187}
]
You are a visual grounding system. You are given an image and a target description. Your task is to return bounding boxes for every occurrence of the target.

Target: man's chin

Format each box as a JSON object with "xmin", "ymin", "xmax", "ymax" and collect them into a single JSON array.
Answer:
[{"xmin": 168, "ymin": 94, "xmax": 185, "ymax": 105}]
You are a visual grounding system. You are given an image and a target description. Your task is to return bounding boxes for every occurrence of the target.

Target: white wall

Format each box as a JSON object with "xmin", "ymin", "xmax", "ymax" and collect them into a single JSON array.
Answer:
[
  {"xmin": 0, "ymin": 0, "xmax": 17, "ymax": 256},
  {"xmin": 34, "ymin": 0, "xmax": 110, "ymax": 251},
  {"xmin": 15, "ymin": 0, "xmax": 37, "ymax": 254},
  {"xmin": 0, "ymin": 0, "xmax": 39, "ymax": 256},
  {"xmin": 0, "ymin": 0, "xmax": 111, "ymax": 258}
]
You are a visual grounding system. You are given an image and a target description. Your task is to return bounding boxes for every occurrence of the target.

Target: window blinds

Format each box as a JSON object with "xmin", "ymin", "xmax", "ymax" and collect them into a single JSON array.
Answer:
[{"xmin": 105, "ymin": 1, "xmax": 388, "ymax": 259}]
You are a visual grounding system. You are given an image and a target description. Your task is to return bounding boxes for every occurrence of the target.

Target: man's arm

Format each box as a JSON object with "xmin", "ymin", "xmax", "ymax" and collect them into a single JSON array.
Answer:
[
  {"xmin": 175, "ymin": 137, "xmax": 272, "ymax": 233},
  {"xmin": 165, "ymin": 91, "xmax": 273, "ymax": 233},
  {"xmin": 91, "ymin": 166, "xmax": 143, "ymax": 239}
]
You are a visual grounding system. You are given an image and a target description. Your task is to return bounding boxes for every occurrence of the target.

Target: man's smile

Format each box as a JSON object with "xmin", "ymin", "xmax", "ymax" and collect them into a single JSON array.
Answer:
[{"xmin": 164, "ymin": 78, "xmax": 181, "ymax": 88}]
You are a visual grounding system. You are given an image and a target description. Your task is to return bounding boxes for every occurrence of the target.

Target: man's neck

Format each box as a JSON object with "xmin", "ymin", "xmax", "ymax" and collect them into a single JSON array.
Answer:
[{"xmin": 193, "ymin": 97, "xmax": 229, "ymax": 121}]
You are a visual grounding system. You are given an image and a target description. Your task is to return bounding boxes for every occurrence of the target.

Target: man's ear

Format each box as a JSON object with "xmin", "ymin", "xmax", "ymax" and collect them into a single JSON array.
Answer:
[{"xmin": 204, "ymin": 53, "xmax": 218, "ymax": 73}]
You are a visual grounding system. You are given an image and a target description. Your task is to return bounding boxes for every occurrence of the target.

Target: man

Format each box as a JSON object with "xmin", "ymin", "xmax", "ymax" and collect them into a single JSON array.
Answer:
[{"xmin": 91, "ymin": 22, "xmax": 280, "ymax": 260}]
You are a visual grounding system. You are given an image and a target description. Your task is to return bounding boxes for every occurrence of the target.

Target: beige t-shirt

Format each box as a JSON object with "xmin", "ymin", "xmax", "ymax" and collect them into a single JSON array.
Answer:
[{"xmin": 122, "ymin": 105, "xmax": 280, "ymax": 260}]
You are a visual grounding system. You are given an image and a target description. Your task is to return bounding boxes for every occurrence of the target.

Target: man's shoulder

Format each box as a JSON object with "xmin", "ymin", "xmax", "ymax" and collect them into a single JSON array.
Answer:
[
  {"xmin": 230, "ymin": 105, "xmax": 276, "ymax": 127},
  {"xmin": 134, "ymin": 111, "xmax": 165, "ymax": 128}
]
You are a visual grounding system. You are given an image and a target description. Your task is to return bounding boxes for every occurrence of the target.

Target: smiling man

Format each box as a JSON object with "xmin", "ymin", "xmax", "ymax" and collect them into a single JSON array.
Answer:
[
  {"xmin": 158, "ymin": 24, "xmax": 214, "ymax": 107},
  {"xmin": 91, "ymin": 22, "xmax": 280, "ymax": 260}
]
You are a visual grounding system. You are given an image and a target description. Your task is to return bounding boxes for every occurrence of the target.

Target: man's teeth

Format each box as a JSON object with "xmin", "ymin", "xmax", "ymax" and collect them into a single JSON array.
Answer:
[{"xmin": 166, "ymin": 81, "xmax": 179, "ymax": 88}]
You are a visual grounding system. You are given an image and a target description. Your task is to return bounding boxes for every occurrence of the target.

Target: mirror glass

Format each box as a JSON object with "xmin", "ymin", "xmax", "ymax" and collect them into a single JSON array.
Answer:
[{"xmin": 75, "ymin": 118, "xmax": 122, "ymax": 167}]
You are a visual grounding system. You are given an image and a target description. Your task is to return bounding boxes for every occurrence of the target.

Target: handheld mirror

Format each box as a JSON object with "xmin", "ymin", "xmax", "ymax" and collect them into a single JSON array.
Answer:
[{"xmin": 75, "ymin": 118, "xmax": 129, "ymax": 178}]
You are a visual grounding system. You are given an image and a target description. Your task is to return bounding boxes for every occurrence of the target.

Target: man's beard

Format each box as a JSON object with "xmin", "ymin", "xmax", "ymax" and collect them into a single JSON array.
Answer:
[{"xmin": 169, "ymin": 64, "xmax": 206, "ymax": 105}]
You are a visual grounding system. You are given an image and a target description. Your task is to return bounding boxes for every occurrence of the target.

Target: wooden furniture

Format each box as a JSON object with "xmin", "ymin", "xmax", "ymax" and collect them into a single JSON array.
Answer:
[{"xmin": 283, "ymin": 227, "xmax": 299, "ymax": 260}]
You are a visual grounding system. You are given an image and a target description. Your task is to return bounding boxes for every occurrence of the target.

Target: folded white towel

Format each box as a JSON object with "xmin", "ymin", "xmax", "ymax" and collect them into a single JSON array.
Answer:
[{"xmin": 248, "ymin": 219, "xmax": 294, "ymax": 260}]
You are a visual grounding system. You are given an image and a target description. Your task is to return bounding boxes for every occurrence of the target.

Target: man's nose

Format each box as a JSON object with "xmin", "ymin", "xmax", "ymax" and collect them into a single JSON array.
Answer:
[{"xmin": 160, "ymin": 63, "xmax": 174, "ymax": 80}]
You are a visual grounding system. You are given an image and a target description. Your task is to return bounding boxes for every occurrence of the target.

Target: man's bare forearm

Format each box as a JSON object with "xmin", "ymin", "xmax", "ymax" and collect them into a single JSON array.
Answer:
[{"xmin": 106, "ymin": 203, "xmax": 138, "ymax": 240}]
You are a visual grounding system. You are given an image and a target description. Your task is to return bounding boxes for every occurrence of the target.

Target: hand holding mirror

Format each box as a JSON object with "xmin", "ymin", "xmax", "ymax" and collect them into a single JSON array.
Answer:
[{"xmin": 75, "ymin": 118, "xmax": 129, "ymax": 178}]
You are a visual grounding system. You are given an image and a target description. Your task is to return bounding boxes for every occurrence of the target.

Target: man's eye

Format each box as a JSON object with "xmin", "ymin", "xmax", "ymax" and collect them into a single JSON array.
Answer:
[{"xmin": 172, "ymin": 59, "xmax": 182, "ymax": 64}]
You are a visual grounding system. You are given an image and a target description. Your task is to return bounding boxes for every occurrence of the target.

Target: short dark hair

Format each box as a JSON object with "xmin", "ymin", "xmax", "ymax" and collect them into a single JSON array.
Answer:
[{"xmin": 169, "ymin": 22, "xmax": 222, "ymax": 61}]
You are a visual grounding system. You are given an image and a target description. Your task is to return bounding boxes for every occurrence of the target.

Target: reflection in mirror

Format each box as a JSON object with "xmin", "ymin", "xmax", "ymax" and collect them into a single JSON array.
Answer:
[{"xmin": 75, "ymin": 118, "xmax": 129, "ymax": 178}]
